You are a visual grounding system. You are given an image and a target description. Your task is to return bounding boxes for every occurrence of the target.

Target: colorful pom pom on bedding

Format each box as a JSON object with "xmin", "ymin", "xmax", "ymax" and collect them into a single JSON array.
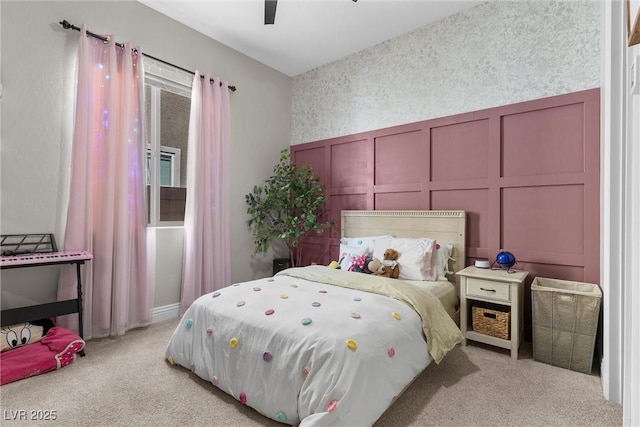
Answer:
[{"xmin": 302, "ymin": 366, "xmax": 310, "ymax": 378}]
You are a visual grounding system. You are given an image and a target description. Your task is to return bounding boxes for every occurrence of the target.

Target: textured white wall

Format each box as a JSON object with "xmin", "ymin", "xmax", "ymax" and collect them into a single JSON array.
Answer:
[{"xmin": 292, "ymin": 0, "xmax": 600, "ymax": 145}]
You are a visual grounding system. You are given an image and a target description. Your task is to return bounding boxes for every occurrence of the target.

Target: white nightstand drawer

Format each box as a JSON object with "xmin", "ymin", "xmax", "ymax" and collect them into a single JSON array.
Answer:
[{"xmin": 466, "ymin": 278, "xmax": 511, "ymax": 302}]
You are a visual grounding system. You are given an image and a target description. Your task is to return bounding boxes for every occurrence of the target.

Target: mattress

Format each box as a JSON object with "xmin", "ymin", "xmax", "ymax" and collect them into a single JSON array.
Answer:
[{"xmin": 403, "ymin": 279, "xmax": 458, "ymax": 318}]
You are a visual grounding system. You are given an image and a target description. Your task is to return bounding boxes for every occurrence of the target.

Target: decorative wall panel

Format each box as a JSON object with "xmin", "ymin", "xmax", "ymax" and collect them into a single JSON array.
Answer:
[
  {"xmin": 327, "ymin": 194, "xmax": 368, "ymax": 238},
  {"xmin": 501, "ymin": 103, "xmax": 585, "ymax": 177},
  {"xmin": 501, "ymin": 185, "xmax": 585, "ymax": 257},
  {"xmin": 294, "ymin": 146, "xmax": 327, "ymax": 186},
  {"xmin": 374, "ymin": 130, "xmax": 424, "ymax": 186},
  {"xmin": 375, "ymin": 192, "xmax": 424, "ymax": 211},
  {"xmin": 292, "ymin": 89, "xmax": 600, "ymax": 292},
  {"xmin": 330, "ymin": 141, "xmax": 367, "ymax": 188},
  {"xmin": 431, "ymin": 119, "xmax": 490, "ymax": 182},
  {"xmin": 430, "ymin": 188, "xmax": 489, "ymax": 255}
]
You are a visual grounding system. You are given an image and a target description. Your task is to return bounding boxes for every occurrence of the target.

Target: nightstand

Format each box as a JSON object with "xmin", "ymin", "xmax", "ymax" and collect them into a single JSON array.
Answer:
[{"xmin": 456, "ymin": 266, "xmax": 529, "ymax": 359}]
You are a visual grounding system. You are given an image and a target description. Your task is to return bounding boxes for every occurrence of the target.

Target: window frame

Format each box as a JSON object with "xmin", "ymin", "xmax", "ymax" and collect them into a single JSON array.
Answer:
[
  {"xmin": 144, "ymin": 68, "xmax": 192, "ymax": 227},
  {"xmin": 146, "ymin": 145, "xmax": 181, "ymax": 188}
]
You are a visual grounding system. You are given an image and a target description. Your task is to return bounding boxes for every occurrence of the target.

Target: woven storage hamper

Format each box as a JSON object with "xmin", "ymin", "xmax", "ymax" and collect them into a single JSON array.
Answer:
[
  {"xmin": 531, "ymin": 277, "xmax": 602, "ymax": 374},
  {"xmin": 472, "ymin": 304, "xmax": 510, "ymax": 340}
]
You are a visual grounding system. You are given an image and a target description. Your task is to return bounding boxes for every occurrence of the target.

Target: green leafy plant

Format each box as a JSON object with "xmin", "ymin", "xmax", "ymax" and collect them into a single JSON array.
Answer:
[{"xmin": 245, "ymin": 149, "xmax": 331, "ymax": 267}]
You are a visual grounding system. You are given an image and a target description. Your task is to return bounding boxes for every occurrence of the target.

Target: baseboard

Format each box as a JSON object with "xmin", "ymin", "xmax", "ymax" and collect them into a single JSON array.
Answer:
[{"xmin": 151, "ymin": 303, "xmax": 180, "ymax": 323}]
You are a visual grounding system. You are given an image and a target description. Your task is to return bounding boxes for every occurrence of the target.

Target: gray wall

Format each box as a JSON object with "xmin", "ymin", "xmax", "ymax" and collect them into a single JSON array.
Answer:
[
  {"xmin": 292, "ymin": 0, "xmax": 600, "ymax": 144},
  {"xmin": 0, "ymin": 1, "xmax": 291, "ymax": 312}
]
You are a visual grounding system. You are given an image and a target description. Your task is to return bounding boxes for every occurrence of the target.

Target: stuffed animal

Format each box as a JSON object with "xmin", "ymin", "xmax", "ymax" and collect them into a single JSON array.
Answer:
[
  {"xmin": 328, "ymin": 260, "xmax": 340, "ymax": 269},
  {"xmin": 348, "ymin": 254, "xmax": 384, "ymax": 275},
  {"xmin": 379, "ymin": 248, "xmax": 400, "ymax": 279},
  {"xmin": 366, "ymin": 257, "xmax": 385, "ymax": 275}
]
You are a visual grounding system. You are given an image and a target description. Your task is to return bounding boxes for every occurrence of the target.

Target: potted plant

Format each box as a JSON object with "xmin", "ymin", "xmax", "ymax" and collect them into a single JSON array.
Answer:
[{"xmin": 245, "ymin": 149, "xmax": 331, "ymax": 269}]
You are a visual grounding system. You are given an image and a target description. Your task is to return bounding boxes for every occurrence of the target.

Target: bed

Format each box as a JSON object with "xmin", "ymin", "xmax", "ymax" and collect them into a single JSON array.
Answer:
[{"xmin": 166, "ymin": 210, "xmax": 466, "ymax": 426}]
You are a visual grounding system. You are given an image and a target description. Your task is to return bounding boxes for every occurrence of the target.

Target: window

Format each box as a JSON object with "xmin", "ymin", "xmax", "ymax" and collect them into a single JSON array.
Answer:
[
  {"xmin": 146, "ymin": 146, "xmax": 181, "ymax": 187},
  {"xmin": 144, "ymin": 72, "xmax": 191, "ymax": 225}
]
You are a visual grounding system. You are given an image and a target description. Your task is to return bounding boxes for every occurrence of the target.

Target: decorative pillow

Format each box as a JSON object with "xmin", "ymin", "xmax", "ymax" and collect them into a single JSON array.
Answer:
[
  {"xmin": 436, "ymin": 243, "xmax": 454, "ymax": 280},
  {"xmin": 338, "ymin": 244, "xmax": 371, "ymax": 271},
  {"xmin": 339, "ymin": 235, "xmax": 393, "ymax": 249},
  {"xmin": 1, "ymin": 322, "xmax": 45, "ymax": 352},
  {"xmin": 373, "ymin": 237, "xmax": 438, "ymax": 281}
]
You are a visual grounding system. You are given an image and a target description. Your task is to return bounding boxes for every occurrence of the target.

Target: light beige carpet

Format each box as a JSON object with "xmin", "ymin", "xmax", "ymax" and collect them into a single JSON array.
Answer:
[{"xmin": 0, "ymin": 318, "xmax": 622, "ymax": 426}]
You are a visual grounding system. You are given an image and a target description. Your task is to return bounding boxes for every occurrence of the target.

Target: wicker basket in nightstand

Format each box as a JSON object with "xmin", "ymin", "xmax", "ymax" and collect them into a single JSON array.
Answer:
[{"xmin": 472, "ymin": 304, "xmax": 510, "ymax": 340}]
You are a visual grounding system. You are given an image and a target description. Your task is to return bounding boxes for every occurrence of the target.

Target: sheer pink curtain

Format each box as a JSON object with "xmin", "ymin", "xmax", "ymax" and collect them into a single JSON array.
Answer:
[
  {"xmin": 58, "ymin": 26, "xmax": 150, "ymax": 338},
  {"xmin": 181, "ymin": 72, "xmax": 231, "ymax": 313}
]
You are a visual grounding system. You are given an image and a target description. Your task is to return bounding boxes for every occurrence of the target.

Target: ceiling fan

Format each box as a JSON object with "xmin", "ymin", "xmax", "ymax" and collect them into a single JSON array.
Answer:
[
  {"xmin": 264, "ymin": 0, "xmax": 357, "ymax": 25},
  {"xmin": 265, "ymin": 0, "xmax": 277, "ymax": 25}
]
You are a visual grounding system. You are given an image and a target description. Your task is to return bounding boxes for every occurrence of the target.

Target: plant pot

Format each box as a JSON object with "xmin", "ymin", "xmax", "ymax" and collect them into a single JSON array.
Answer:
[{"xmin": 273, "ymin": 258, "xmax": 292, "ymax": 276}]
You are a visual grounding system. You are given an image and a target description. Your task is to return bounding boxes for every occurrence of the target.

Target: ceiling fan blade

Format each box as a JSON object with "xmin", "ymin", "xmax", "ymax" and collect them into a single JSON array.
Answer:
[{"xmin": 265, "ymin": 0, "xmax": 277, "ymax": 25}]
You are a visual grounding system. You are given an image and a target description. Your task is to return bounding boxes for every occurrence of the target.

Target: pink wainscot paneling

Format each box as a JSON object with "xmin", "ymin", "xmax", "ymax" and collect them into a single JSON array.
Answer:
[
  {"xmin": 290, "ymin": 88, "xmax": 600, "ymax": 289},
  {"xmin": 431, "ymin": 189, "xmax": 489, "ymax": 261},
  {"xmin": 299, "ymin": 241, "xmax": 328, "ymax": 267},
  {"xmin": 375, "ymin": 192, "xmax": 425, "ymax": 210},
  {"xmin": 374, "ymin": 130, "xmax": 425, "ymax": 186},
  {"xmin": 330, "ymin": 140, "xmax": 368, "ymax": 188},
  {"xmin": 501, "ymin": 185, "xmax": 585, "ymax": 265},
  {"xmin": 293, "ymin": 145, "xmax": 327, "ymax": 187},
  {"xmin": 431, "ymin": 119, "xmax": 489, "ymax": 182},
  {"xmin": 329, "ymin": 194, "xmax": 368, "ymax": 238},
  {"xmin": 501, "ymin": 103, "xmax": 585, "ymax": 177},
  {"xmin": 373, "ymin": 128, "xmax": 427, "ymax": 209}
]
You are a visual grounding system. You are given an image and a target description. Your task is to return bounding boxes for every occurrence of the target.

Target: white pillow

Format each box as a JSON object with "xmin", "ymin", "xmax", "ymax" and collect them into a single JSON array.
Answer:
[
  {"xmin": 339, "ymin": 235, "xmax": 393, "ymax": 249},
  {"xmin": 338, "ymin": 235, "xmax": 392, "ymax": 270},
  {"xmin": 435, "ymin": 243, "xmax": 454, "ymax": 280},
  {"xmin": 338, "ymin": 244, "xmax": 371, "ymax": 271},
  {"xmin": 373, "ymin": 237, "xmax": 438, "ymax": 281}
]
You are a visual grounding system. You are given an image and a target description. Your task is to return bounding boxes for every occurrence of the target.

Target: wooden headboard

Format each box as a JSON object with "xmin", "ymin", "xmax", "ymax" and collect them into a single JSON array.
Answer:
[{"xmin": 340, "ymin": 210, "xmax": 467, "ymax": 280}]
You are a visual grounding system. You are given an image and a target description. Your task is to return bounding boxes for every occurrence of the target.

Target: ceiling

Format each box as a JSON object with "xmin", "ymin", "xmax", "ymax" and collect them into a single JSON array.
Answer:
[{"xmin": 138, "ymin": 0, "xmax": 485, "ymax": 77}]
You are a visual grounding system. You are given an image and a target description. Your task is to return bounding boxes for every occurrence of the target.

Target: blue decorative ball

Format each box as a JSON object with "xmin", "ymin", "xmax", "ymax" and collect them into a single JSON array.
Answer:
[{"xmin": 496, "ymin": 251, "xmax": 516, "ymax": 269}]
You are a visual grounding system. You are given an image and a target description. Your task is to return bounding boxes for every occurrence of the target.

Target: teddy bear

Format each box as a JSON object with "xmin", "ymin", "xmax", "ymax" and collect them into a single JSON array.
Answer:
[
  {"xmin": 348, "ymin": 254, "xmax": 385, "ymax": 275},
  {"xmin": 378, "ymin": 248, "xmax": 400, "ymax": 279}
]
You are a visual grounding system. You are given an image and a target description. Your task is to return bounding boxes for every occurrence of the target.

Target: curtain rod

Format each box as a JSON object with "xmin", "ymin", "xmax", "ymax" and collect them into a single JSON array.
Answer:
[{"xmin": 59, "ymin": 20, "xmax": 237, "ymax": 92}]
